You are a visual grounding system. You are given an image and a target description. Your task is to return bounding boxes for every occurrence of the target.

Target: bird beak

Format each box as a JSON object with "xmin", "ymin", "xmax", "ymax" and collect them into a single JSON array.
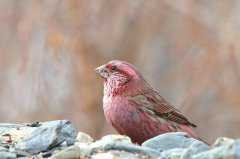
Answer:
[{"xmin": 95, "ymin": 65, "xmax": 110, "ymax": 79}]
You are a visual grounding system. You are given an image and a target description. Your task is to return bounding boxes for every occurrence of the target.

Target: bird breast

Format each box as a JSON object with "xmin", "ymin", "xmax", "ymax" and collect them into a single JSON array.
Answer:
[
  {"xmin": 103, "ymin": 96, "xmax": 142, "ymax": 129},
  {"xmin": 102, "ymin": 95, "xmax": 164, "ymax": 142}
]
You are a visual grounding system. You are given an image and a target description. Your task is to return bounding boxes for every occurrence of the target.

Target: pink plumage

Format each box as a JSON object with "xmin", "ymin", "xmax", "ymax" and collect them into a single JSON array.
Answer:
[{"xmin": 95, "ymin": 60, "xmax": 200, "ymax": 144}]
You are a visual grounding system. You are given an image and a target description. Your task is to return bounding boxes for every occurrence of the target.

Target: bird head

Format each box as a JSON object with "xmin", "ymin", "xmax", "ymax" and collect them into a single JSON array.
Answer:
[{"xmin": 95, "ymin": 60, "xmax": 143, "ymax": 87}]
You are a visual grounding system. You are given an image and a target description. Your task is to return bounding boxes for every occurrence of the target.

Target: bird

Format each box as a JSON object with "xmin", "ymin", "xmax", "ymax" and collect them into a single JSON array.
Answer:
[{"xmin": 95, "ymin": 60, "xmax": 201, "ymax": 144}]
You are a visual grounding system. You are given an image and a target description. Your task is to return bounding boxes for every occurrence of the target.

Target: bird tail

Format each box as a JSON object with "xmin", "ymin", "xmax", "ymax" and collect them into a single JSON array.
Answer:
[
  {"xmin": 179, "ymin": 125, "xmax": 198, "ymax": 138},
  {"xmin": 179, "ymin": 125, "xmax": 209, "ymax": 145},
  {"xmin": 197, "ymin": 137, "xmax": 210, "ymax": 145}
]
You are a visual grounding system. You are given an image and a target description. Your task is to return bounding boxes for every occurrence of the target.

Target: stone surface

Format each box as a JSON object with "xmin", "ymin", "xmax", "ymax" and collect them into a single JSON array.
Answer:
[
  {"xmin": 0, "ymin": 120, "xmax": 77, "ymax": 158},
  {"xmin": 51, "ymin": 134, "xmax": 160, "ymax": 159},
  {"xmin": 76, "ymin": 132, "xmax": 94, "ymax": 144},
  {"xmin": 14, "ymin": 120, "xmax": 77, "ymax": 154},
  {"xmin": 212, "ymin": 137, "xmax": 235, "ymax": 147},
  {"xmin": 50, "ymin": 145, "xmax": 81, "ymax": 159},
  {"xmin": 91, "ymin": 135, "xmax": 132, "ymax": 148},
  {"xmin": 142, "ymin": 132, "xmax": 208, "ymax": 152},
  {"xmin": 193, "ymin": 139, "xmax": 240, "ymax": 159},
  {"xmin": 1, "ymin": 121, "xmax": 240, "ymax": 159},
  {"xmin": 160, "ymin": 148, "xmax": 184, "ymax": 159},
  {"xmin": 181, "ymin": 140, "xmax": 209, "ymax": 159},
  {"xmin": 91, "ymin": 135, "xmax": 160, "ymax": 157},
  {"xmin": 91, "ymin": 150, "xmax": 154, "ymax": 159},
  {"xmin": 0, "ymin": 151, "xmax": 16, "ymax": 159},
  {"xmin": 142, "ymin": 132, "xmax": 210, "ymax": 159}
]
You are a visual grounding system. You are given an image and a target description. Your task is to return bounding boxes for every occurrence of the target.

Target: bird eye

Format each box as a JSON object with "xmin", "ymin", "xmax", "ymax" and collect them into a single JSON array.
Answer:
[{"xmin": 111, "ymin": 65, "xmax": 117, "ymax": 71}]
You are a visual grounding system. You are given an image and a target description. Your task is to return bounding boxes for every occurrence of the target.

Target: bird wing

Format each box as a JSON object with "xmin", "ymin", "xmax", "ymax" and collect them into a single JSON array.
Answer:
[{"xmin": 127, "ymin": 89, "xmax": 197, "ymax": 127}]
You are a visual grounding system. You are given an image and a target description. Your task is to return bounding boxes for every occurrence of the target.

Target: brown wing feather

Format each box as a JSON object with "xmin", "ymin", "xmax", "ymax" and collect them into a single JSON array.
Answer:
[{"xmin": 128, "ymin": 89, "xmax": 197, "ymax": 127}]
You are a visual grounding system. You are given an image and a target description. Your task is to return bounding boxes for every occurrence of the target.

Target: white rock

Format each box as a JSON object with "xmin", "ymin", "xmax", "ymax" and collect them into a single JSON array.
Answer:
[{"xmin": 76, "ymin": 132, "xmax": 94, "ymax": 143}]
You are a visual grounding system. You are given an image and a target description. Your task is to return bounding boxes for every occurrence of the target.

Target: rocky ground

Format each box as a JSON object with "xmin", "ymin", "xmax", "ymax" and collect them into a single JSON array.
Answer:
[{"xmin": 0, "ymin": 120, "xmax": 239, "ymax": 159}]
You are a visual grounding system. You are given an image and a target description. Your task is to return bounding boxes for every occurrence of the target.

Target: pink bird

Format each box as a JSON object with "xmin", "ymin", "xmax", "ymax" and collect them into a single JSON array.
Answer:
[{"xmin": 95, "ymin": 60, "xmax": 200, "ymax": 144}]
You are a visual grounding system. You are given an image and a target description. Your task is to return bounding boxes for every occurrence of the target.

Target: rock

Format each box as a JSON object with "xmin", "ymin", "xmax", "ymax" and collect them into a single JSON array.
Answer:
[
  {"xmin": 92, "ymin": 150, "xmax": 156, "ymax": 159},
  {"xmin": 14, "ymin": 120, "xmax": 77, "ymax": 154},
  {"xmin": 0, "ymin": 146, "xmax": 8, "ymax": 151},
  {"xmin": 53, "ymin": 134, "xmax": 95, "ymax": 159},
  {"xmin": 212, "ymin": 137, "xmax": 235, "ymax": 147},
  {"xmin": 58, "ymin": 134, "xmax": 161, "ymax": 159},
  {"xmin": 8, "ymin": 148, "xmax": 30, "ymax": 158},
  {"xmin": 50, "ymin": 145, "xmax": 81, "ymax": 159},
  {"xmin": 98, "ymin": 135, "xmax": 132, "ymax": 144},
  {"xmin": 76, "ymin": 132, "xmax": 94, "ymax": 143},
  {"xmin": 0, "ymin": 123, "xmax": 34, "ymax": 144},
  {"xmin": 0, "ymin": 151, "xmax": 16, "ymax": 159},
  {"xmin": 142, "ymin": 132, "xmax": 208, "ymax": 152},
  {"xmin": 0, "ymin": 123, "xmax": 26, "ymax": 133},
  {"xmin": 96, "ymin": 142, "xmax": 161, "ymax": 157},
  {"xmin": 159, "ymin": 148, "xmax": 184, "ymax": 159},
  {"xmin": 142, "ymin": 132, "xmax": 210, "ymax": 159},
  {"xmin": 181, "ymin": 140, "xmax": 209, "ymax": 159},
  {"xmin": 92, "ymin": 152, "xmax": 115, "ymax": 159},
  {"xmin": 54, "ymin": 142, "xmax": 92, "ymax": 159},
  {"xmin": 4, "ymin": 120, "xmax": 240, "ymax": 159},
  {"xmin": 89, "ymin": 135, "xmax": 132, "ymax": 152},
  {"xmin": 89, "ymin": 135, "xmax": 161, "ymax": 158},
  {"xmin": 193, "ymin": 139, "xmax": 240, "ymax": 159}
]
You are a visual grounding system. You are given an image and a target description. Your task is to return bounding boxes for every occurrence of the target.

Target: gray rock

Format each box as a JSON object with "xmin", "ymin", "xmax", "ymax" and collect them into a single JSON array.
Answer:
[
  {"xmin": 67, "ymin": 134, "xmax": 161, "ymax": 159},
  {"xmin": 91, "ymin": 135, "xmax": 132, "ymax": 148},
  {"xmin": 193, "ymin": 139, "xmax": 240, "ymax": 159},
  {"xmin": 8, "ymin": 148, "xmax": 30, "ymax": 158},
  {"xmin": 0, "ymin": 146, "xmax": 8, "ymax": 152},
  {"xmin": 142, "ymin": 132, "xmax": 208, "ymax": 152},
  {"xmin": 15, "ymin": 120, "xmax": 77, "ymax": 154},
  {"xmin": 50, "ymin": 145, "xmax": 81, "ymax": 159},
  {"xmin": 181, "ymin": 140, "xmax": 209, "ymax": 159},
  {"xmin": 0, "ymin": 123, "xmax": 34, "ymax": 145},
  {"xmin": 92, "ymin": 150, "xmax": 157, "ymax": 159},
  {"xmin": 5, "ymin": 121, "xmax": 240, "ymax": 159},
  {"xmin": 90, "ymin": 135, "xmax": 161, "ymax": 158},
  {"xmin": 0, "ymin": 123, "xmax": 25, "ymax": 133},
  {"xmin": 158, "ymin": 142, "xmax": 209, "ymax": 159},
  {"xmin": 160, "ymin": 148, "xmax": 184, "ymax": 159},
  {"xmin": 0, "ymin": 151, "xmax": 16, "ymax": 159},
  {"xmin": 51, "ymin": 133, "xmax": 95, "ymax": 159}
]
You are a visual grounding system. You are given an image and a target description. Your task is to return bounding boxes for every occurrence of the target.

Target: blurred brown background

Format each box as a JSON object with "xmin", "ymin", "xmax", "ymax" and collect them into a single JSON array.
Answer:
[{"xmin": 0, "ymin": 0, "xmax": 240, "ymax": 143}]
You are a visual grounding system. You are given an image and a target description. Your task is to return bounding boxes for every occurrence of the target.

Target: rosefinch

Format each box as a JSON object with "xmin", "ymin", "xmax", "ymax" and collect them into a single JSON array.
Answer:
[{"xmin": 95, "ymin": 60, "xmax": 200, "ymax": 144}]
